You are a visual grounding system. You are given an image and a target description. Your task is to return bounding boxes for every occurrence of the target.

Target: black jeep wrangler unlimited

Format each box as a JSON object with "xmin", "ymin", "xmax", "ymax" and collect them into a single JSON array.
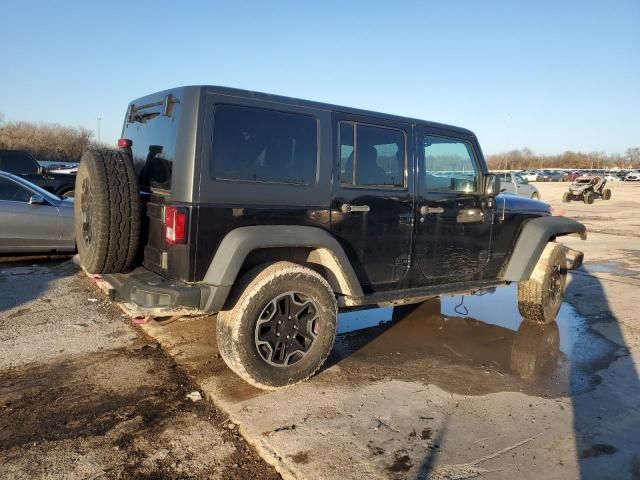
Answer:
[{"xmin": 75, "ymin": 86, "xmax": 585, "ymax": 389}]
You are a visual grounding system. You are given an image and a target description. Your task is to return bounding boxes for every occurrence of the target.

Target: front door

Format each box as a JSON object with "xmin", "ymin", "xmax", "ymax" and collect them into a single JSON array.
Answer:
[
  {"xmin": 330, "ymin": 116, "xmax": 414, "ymax": 293},
  {"xmin": 412, "ymin": 128, "xmax": 493, "ymax": 286},
  {"xmin": 0, "ymin": 177, "xmax": 61, "ymax": 251}
]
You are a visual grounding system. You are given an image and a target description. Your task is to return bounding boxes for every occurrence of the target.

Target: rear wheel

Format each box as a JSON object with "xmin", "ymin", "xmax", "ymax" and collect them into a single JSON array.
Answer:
[
  {"xmin": 583, "ymin": 192, "xmax": 594, "ymax": 204},
  {"xmin": 216, "ymin": 262, "xmax": 338, "ymax": 389},
  {"xmin": 562, "ymin": 192, "xmax": 571, "ymax": 203},
  {"xmin": 603, "ymin": 189, "xmax": 612, "ymax": 200},
  {"xmin": 531, "ymin": 192, "xmax": 540, "ymax": 200},
  {"xmin": 74, "ymin": 149, "xmax": 140, "ymax": 274},
  {"xmin": 517, "ymin": 243, "xmax": 567, "ymax": 324}
]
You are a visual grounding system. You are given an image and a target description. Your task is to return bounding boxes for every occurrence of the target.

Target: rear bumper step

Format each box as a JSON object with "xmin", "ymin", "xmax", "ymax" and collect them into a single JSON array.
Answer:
[{"xmin": 103, "ymin": 268, "xmax": 211, "ymax": 316}]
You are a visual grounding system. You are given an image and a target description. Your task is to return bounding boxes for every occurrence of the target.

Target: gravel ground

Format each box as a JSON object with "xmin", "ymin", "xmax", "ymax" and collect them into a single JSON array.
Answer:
[{"xmin": 0, "ymin": 257, "xmax": 280, "ymax": 480}]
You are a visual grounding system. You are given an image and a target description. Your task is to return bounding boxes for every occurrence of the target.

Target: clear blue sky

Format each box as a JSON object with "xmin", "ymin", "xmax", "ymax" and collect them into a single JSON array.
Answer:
[{"xmin": 1, "ymin": 0, "xmax": 638, "ymax": 155}]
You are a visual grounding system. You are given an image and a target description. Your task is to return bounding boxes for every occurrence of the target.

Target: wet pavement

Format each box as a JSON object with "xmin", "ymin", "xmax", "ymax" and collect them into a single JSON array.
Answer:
[{"xmin": 333, "ymin": 284, "xmax": 623, "ymax": 398}]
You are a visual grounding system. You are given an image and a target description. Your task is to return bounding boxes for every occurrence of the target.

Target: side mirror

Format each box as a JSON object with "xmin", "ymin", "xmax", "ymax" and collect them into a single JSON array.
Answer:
[
  {"xmin": 28, "ymin": 194, "xmax": 45, "ymax": 205},
  {"xmin": 37, "ymin": 165, "xmax": 45, "ymax": 175},
  {"xmin": 484, "ymin": 174, "xmax": 501, "ymax": 196}
]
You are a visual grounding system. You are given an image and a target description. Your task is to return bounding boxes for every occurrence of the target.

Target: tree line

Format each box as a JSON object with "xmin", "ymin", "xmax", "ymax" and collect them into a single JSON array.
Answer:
[
  {"xmin": 0, "ymin": 119, "xmax": 94, "ymax": 162},
  {"xmin": 487, "ymin": 147, "xmax": 640, "ymax": 171},
  {"xmin": 1, "ymin": 116, "xmax": 639, "ymax": 170}
]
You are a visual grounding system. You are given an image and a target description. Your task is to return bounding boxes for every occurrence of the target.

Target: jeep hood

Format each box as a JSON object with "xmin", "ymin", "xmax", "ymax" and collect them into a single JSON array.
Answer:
[{"xmin": 496, "ymin": 193, "xmax": 551, "ymax": 214}]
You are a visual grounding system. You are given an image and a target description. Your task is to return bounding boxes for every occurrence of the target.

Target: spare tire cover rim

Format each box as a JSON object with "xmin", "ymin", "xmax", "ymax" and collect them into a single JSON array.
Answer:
[{"xmin": 80, "ymin": 178, "xmax": 93, "ymax": 248}]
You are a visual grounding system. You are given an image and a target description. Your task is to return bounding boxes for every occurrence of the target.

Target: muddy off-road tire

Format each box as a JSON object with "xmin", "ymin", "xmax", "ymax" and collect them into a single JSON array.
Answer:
[
  {"xmin": 603, "ymin": 189, "xmax": 612, "ymax": 200},
  {"xmin": 583, "ymin": 192, "xmax": 594, "ymax": 204},
  {"xmin": 562, "ymin": 192, "xmax": 571, "ymax": 203},
  {"xmin": 517, "ymin": 243, "xmax": 567, "ymax": 324},
  {"xmin": 74, "ymin": 149, "xmax": 140, "ymax": 274},
  {"xmin": 216, "ymin": 262, "xmax": 337, "ymax": 390},
  {"xmin": 510, "ymin": 320, "xmax": 560, "ymax": 379}
]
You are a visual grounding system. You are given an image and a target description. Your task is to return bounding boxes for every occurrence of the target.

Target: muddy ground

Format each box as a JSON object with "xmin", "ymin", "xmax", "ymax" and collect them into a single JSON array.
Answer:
[
  {"xmin": 1, "ymin": 181, "xmax": 639, "ymax": 480},
  {"xmin": 0, "ymin": 259, "xmax": 280, "ymax": 479}
]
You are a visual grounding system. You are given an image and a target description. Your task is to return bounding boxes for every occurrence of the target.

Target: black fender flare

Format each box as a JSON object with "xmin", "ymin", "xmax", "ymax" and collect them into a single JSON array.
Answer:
[
  {"xmin": 200, "ymin": 225, "xmax": 364, "ymax": 312},
  {"xmin": 502, "ymin": 216, "xmax": 586, "ymax": 282}
]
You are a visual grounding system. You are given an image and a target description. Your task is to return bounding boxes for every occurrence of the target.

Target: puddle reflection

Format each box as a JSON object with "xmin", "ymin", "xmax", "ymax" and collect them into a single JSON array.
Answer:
[{"xmin": 333, "ymin": 284, "xmax": 616, "ymax": 397}]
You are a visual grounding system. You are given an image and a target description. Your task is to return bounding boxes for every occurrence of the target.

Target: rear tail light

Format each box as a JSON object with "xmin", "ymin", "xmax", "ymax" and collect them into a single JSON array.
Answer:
[
  {"xmin": 165, "ymin": 206, "xmax": 188, "ymax": 244},
  {"xmin": 117, "ymin": 138, "xmax": 132, "ymax": 148}
]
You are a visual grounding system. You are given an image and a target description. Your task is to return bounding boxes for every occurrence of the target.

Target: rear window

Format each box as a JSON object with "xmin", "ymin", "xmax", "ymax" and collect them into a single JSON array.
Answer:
[
  {"xmin": 122, "ymin": 95, "xmax": 180, "ymax": 192},
  {"xmin": 211, "ymin": 105, "xmax": 318, "ymax": 185}
]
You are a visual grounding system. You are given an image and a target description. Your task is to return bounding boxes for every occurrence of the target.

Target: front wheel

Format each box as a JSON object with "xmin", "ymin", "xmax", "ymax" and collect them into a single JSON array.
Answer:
[
  {"xmin": 216, "ymin": 262, "xmax": 338, "ymax": 390},
  {"xmin": 531, "ymin": 192, "xmax": 540, "ymax": 200},
  {"xmin": 583, "ymin": 192, "xmax": 594, "ymax": 204},
  {"xmin": 562, "ymin": 192, "xmax": 571, "ymax": 203},
  {"xmin": 603, "ymin": 189, "xmax": 612, "ymax": 200},
  {"xmin": 517, "ymin": 243, "xmax": 567, "ymax": 324}
]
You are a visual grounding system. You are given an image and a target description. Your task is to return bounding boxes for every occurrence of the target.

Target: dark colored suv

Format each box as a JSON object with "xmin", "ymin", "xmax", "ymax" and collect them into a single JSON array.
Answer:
[
  {"xmin": 0, "ymin": 149, "xmax": 76, "ymax": 197},
  {"xmin": 75, "ymin": 86, "xmax": 585, "ymax": 389}
]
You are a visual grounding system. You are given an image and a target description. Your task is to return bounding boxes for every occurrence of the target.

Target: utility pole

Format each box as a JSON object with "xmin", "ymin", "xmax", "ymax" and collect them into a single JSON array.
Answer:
[{"xmin": 97, "ymin": 117, "xmax": 102, "ymax": 144}]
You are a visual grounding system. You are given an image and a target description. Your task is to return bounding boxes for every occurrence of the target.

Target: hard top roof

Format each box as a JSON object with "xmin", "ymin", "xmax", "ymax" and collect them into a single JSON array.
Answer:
[{"xmin": 131, "ymin": 85, "xmax": 476, "ymax": 137}]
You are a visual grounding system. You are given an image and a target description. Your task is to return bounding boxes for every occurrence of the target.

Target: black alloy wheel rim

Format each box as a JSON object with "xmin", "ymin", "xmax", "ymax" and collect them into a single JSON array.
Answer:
[
  {"xmin": 254, "ymin": 292, "xmax": 320, "ymax": 367},
  {"xmin": 80, "ymin": 178, "xmax": 93, "ymax": 248}
]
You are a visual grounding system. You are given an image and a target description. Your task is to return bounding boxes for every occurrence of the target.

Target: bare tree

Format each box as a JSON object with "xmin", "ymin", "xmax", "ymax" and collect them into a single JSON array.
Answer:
[{"xmin": 0, "ymin": 121, "xmax": 94, "ymax": 161}]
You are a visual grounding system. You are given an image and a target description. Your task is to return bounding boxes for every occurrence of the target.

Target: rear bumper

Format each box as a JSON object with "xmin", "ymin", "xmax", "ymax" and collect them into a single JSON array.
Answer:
[{"xmin": 103, "ymin": 268, "xmax": 228, "ymax": 316}]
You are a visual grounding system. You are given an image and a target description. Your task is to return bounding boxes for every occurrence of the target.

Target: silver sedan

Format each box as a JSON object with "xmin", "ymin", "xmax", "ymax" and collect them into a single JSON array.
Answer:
[{"xmin": 0, "ymin": 171, "xmax": 75, "ymax": 253}]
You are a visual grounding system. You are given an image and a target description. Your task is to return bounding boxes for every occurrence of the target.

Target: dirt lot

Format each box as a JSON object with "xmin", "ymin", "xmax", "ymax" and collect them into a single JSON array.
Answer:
[
  {"xmin": 0, "ymin": 258, "xmax": 280, "ymax": 479},
  {"xmin": 1, "ymin": 181, "xmax": 639, "ymax": 480}
]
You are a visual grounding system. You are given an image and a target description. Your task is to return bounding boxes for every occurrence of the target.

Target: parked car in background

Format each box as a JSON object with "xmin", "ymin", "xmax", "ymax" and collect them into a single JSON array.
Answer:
[
  {"xmin": 0, "ymin": 171, "xmax": 75, "ymax": 253},
  {"xmin": 496, "ymin": 172, "xmax": 540, "ymax": 199},
  {"xmin": 603, "ymin": 173, "xmax": 622, "ymax": 182},
  {"xmin": 563, "ymin": 171, "xmax": 582, "ymax": 182},
  {"xmin": 624, "ymin": 171, "xmax": 640, "ymax": 181},
  {"xmin": 39, "ymin": 160, "xmax": 80, "ymax": 175},
  {"xmin": 541, "ymin": 170, "xmax": 564, "ymax": 182},
  {"xmin": 521, "ymin": 171, "xmax": 540, "ymax": 182},
  {"xmin": 0, "ymin": 150, "xmax": 76, "ymax": 197}
]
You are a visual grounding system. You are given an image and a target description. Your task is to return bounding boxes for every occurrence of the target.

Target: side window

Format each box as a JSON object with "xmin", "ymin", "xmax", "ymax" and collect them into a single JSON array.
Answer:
[
  {"xmin": 0, "ymin": 178, "xmax": 31, "ymax": 202},
  {"xmin": 339, "ymin": 122, "xmax": 405, "ymax": 188},
  {"xmin": 423, "ymin": 136, "xmax": 479, "ymax": 193},
  {"xmin": 0, "ymin": 151, "xmax": 38, "ymax": 175},
  {"xmin": 515, "ymin": 174, "xmax": 527, "ymax": 184},
  {"xmin": 211, "ymin": 105, "xmax": 318, "ymax": 185}
]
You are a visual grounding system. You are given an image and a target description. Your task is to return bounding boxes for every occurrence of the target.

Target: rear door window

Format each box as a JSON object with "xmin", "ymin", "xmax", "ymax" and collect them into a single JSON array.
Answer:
[
  {"xmin": 211, "ymin": 105, "xmax": 318, "ymax": 185},
  {"xmin": 339, "ymin": 122, "xmax": 405, "ymax": 188}
]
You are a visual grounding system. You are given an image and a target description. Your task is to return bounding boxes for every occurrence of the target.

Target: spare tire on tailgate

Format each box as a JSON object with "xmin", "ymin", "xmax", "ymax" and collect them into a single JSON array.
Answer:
[{"xmin": 75, "ymin": 149, "xmax": 140, "ymax": 274}]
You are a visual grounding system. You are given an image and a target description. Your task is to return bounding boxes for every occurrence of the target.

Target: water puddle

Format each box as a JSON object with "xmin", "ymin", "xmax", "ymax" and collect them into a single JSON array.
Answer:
[{"xmin": 332, "ymin": 284, "xmax": 622, "ymax": 397}]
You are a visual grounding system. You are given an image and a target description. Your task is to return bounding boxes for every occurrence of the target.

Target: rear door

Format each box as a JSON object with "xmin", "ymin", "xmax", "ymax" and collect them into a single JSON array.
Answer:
[
  {"xmin": 412, "ymin": 128, "xmax": 493, "ymax": 286},
  {"xmin": 330, "ymin": 115, "xmax": 414, "ymax": 293},
  {"xmin": 0, "ymin": 177, "xmax": 61, "ymax": 251}
]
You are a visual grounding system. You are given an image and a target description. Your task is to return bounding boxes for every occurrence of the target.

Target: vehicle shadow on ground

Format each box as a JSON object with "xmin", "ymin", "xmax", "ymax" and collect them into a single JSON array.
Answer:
[
  {"xmin": 409, "ymin": 267, "xmax": 640, "ymax": 479},
  {"xmin": 567, "ymin": 267, "xmax": 640, "ymax": 480},
  {"xmin": 0, "ymin": 255, "xmax": 75, "ymax": 316}
]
